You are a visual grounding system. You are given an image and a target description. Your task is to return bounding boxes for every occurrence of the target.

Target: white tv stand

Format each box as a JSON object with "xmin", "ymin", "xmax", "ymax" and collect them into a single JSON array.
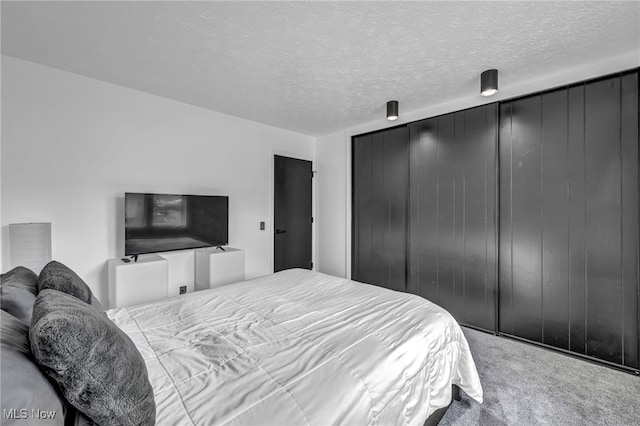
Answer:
[
  {"xmin": 107, "ymin": 247, "xmax": 245, "ymax": 308},
  {"xmin": 195, "ymin": 247, "xmax": 245, "ymax": 291},
  {"xmin": 107, "ymin": 254, "xmax": 169, "ymax": 308}
]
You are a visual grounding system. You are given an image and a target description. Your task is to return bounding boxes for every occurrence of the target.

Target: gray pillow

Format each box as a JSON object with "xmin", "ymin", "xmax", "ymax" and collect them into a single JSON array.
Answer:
[
  {"xmin": 1, "ymin": 266, "xmax": 39, "ymax": 324},
  {"xmin": 30, "ymin": 289, "xmax": 155, "ymax": 426},
  {"xmin": 66, "ymin": 407, "xmax": 98, "ymax": 426},
  {"xmin": 38, "ymin": 261, "xmax": 103, "ymax": 311},
  {"xmin": 1, "ymin": 310, "xmax": 65, "ymax": 425}
]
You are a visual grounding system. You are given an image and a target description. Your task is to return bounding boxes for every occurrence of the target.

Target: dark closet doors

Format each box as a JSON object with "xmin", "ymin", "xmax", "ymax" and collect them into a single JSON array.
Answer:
[
  {"xmin": 499, "ymin": 72, "xmax": 639, "ymax": 369},
  {"xmin": 351, "ymin": 70, "xmax": 639, "ymax": 371},
  {"xmin": 352, "ymin": 126, "xmax": 408, "ymax": 292},
  {"xmin": 408, "ymin": 104, "xmax": 498, "ymax": 331},
  {"xmin": 351, "ymin": 105, "xmax": 498, "ymax": 330}
]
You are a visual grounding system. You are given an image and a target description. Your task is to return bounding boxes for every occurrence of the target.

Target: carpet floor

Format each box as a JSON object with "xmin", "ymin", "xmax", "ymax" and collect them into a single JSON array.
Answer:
[{"xmin": 440, "ymin": 327, "xmax": 640, "ymax": 425}]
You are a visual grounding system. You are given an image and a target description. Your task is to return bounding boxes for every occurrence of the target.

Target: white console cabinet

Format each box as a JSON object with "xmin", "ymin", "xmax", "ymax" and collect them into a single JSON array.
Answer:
[
  {"xmin": 195, "ymin": 247, "xmax": 245, "ymax": 291},
  {"xmin": 107, "ymin": 254, "xmax": 169, "ymax": 308}
]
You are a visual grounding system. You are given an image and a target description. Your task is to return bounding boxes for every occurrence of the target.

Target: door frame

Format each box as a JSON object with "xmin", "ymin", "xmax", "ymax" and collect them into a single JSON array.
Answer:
[{"xmin": 269, "ymin": 150, "xmax": 316, "ymax": 274}]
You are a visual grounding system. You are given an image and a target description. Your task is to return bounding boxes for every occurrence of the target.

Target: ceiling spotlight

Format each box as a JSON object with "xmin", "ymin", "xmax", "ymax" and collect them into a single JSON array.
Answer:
[
  {"xmin": 480, "ymin": 69, "xmax": 498, "ymax": 96},
  {"xmin": 387, "ymin": 100, "xmax": 399, "ymax": 121}
]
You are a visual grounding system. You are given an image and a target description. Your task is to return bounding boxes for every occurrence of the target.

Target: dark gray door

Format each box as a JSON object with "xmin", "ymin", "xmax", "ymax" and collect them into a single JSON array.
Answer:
[
  {"xmin": 352, "ymin": 126, "xmax": 408, "ymax": 292},
  {"xmin": 408, "ymin": 104, "xmax": 498, "ymax": 332},
  {"xmin": 499, "ymin": 71, "xmax": 639, "ymax": 369},
  {"xmin": 274, "ymin": 155, "xmax": 313, "ymax": 272}
]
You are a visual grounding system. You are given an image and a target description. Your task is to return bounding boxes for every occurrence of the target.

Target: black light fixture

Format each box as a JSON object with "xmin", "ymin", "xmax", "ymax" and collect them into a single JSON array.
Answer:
[
  {"xmin": 480, "ymin": 69, "xmax": 498, "ymax": 96},
  {"xmin": 387, "ymin": 100, "xmax": 399, "ymax": 121}
]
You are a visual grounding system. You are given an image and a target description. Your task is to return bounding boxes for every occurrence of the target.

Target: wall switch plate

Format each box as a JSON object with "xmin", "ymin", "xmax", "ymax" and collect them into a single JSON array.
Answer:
[
  {"xmin": 179, "ymin": 286, "xmax": 187, "ymax": 295},
  {"xmin": 260, "ymin": 221, "xmax": 265, "ymax": 230}
]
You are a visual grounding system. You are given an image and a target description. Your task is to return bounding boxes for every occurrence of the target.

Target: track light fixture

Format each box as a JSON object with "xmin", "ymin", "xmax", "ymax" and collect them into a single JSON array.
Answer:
[
  {"xmin": 387, "ymin": 100, "xmax": 399, "ymax": 121},
  {"xmin": 480, "ymin": 69, "xmax": 498, "ymax": 96}
]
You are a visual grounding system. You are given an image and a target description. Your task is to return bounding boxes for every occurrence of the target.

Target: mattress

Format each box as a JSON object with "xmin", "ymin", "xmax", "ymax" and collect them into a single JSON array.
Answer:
[{"xmin": 107, "ymin": 269, "xmax": 483, "ymax": 425}]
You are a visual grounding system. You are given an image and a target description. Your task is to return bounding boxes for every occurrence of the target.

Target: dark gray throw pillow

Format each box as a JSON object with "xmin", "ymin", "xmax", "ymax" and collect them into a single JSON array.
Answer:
[
  {"xmin": 30, "ymin": 290, "xmax": 155, "ymax": 426},
  {"xmin": 1, "ymin": 310, "xmax": 65, "ymax": 425},
  {"xmin": 38, "ymin": 261, "xmax": 103, "ymax": 311},
  {"xmin": 1, "ymin": 266, "xmax": 39, "ymax": 324}
]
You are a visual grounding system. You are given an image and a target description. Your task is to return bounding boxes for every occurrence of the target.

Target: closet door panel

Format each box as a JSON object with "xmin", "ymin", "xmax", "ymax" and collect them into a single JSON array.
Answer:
[
  {"xmin": 584, "ymin": 78, "xmax": 623, "ymax": 364},
  {"xmin": 452, "ymin": 114, "xmax": 466, "ymax": 322},
  {"xmin": 621, "ymin": 72, "xmax": 639, "ymax": 369},
  {"xmin": 460, "ymin": 106, "xmax": 498, "ymax": 330},
  {"xmin": 352, "ymin": 134, "xmax": 372, "ymax": 285},
  {"xmin": 482, "ymin": 106, "xmax": 499, "ymax": 332},
  {"xmin": 408, "ymin": 119, "xmax": 439, "ymax": 301},
  {"xmin": 352, "ymin": 126, "xmax": 408, "ymax": 292},
  {"xmin": 567, "ymin": 85, "xmax": 587, "ymax": 355},
  {"xmin": 436, "ymin": 115, "xmax": 457, "ymax": 317},
  {"xmin": 498, "ymin": 103, "xmax": 515, "ymax": 335},
  {"xmin": 370, "ymin": 131, "xmax": 387, "ymax": 286},
  {"xmin": 384, "ymin": 126, "xmax": 410, "ymax": 292},
  {"xmin": 504, "ymin": 96, "xmax": 544, "ymax": 342},
  {"xmin": 500, "ymin": 71, "xmax": 639, "ymax": 369},
  {"xmin": 409, "ymin": 104, "xmax": 497, "ymax": 330},
  {"xmin": 541, "ymin": 90, "xmax": 570, "ymax": 349}
]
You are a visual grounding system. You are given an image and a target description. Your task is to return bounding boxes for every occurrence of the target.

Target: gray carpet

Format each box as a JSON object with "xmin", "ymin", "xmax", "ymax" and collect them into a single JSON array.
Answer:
[{"xmin": 440, "ymin": 327, "xmax": 640, "ymax": 425}]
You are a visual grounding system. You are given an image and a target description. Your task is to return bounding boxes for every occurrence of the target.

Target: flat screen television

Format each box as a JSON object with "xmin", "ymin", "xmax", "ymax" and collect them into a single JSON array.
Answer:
[{"xmin": 125, "ymin": 193, "xmax": 229, "ymax": 256}]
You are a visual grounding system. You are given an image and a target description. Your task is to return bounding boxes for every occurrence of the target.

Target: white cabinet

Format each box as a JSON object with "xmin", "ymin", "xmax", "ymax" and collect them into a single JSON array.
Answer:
[
  {"xmin": 195, "ymin": 247, "xmax": 245, "ymax": 291},
  {"xmin": 107, "ymin": 254, "xmax": 168, "ymax": 308},
  {"xmin": 107, "ymin": 247, "xmax": 244, "ymax": 306}
]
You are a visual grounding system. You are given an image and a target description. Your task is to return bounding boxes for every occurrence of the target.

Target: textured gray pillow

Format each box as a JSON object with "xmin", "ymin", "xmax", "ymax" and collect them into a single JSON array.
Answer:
[
  {"xmin": 66, "ymin": 407, "xmax": 98, "ymax": 426},
  {"xmin": 1, "ymin": 266, "xmax": 39, "ymax": 324},
  {"xmin": 30, "ymin": 290, "xmax": 155, "ymax": 426},
  {"xmin": 38, "ymin": 261, "xmax": 103, "ymax": 311},
  {"xmin": 1, "ymin": 310, "xmax": 65, "ymax": 425}
]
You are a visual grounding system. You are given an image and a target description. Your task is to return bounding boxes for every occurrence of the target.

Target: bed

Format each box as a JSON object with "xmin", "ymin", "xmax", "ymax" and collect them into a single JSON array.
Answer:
[{"xmin": 1, "ymin": 263, "xmax": 482, "ymax": 426}]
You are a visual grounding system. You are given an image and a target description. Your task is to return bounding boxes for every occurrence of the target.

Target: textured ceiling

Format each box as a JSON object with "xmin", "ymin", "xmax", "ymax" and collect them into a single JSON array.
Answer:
[{"xmin": 2, "ymin": 1, "xmax": 639, "ymax": 136}]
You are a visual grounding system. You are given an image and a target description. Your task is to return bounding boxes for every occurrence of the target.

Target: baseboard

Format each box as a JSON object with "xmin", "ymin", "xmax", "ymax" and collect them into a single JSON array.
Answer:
[{"xmin": 497, "ymin": 332, "xmax": 640, "ymax": 376}]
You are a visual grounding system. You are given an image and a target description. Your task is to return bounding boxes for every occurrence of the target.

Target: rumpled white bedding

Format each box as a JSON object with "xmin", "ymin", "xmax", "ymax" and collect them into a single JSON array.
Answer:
[{"xmin": 107, "ymin": 269, "xmax": 482, "ymax": 426}]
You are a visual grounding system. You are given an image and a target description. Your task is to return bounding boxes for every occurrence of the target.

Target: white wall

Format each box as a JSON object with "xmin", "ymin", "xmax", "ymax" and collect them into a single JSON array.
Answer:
[
  {"xmin": 315, "ymin": 51, "xmax": 640, "ymax": 279},
  {"xmin": 1, "ymin": 56, "xmax": 315, "ymax": 304},
  {"xmin": 315, "ymin": 130, "xmax": 348, "ymax": 278},
  {"xmin": 0, "ymin": 52, "xmax": 3, "ymax": 270},
  {"xmin": 0, "ymin": 10, "xmax": 3, "ymax": 270}
]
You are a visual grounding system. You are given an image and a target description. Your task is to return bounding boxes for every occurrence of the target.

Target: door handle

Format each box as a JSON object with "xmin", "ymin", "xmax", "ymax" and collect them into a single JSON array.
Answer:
[{"xmin": 275, "ymin": 229, "xmax": 287, "ymax": 234}]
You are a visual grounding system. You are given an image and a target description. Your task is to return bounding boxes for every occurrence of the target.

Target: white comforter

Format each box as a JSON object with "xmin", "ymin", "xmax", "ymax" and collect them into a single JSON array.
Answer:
[{"xmin": 108, "ymin": 269, "xmax": 482, "ymax": 426}]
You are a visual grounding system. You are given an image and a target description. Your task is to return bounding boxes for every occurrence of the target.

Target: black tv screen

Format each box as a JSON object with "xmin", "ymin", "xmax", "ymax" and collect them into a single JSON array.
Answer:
[{"xmin": 125, "ymin": 193, "xmax": 228, "ymax": 255}]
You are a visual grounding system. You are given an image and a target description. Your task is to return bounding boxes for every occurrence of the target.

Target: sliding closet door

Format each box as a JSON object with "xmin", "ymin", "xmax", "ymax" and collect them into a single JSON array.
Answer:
[
  {"xmin": 408, "ymin": 104, "xmax": 498, "ymax": 331},
  {"xmin": 352, "ymin": 126, "xmax": 408, "ymax": 292},
  {"xmin": 499, "ymin": 71, "xmax": 639, "ymax": 369}
]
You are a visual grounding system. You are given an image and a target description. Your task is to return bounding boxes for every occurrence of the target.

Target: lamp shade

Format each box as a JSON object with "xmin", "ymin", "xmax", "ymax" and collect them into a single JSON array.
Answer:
[
  {"xmin": 481, "ymin": 69, "xmax": 498, "ymax": 96},
  {"xmin": 9, "ymin": 223, "xmax": 52, "ymax": 274},
  {"xmin": 387, "ymin": 100, "xmax": 399, "ymax": 120}
]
